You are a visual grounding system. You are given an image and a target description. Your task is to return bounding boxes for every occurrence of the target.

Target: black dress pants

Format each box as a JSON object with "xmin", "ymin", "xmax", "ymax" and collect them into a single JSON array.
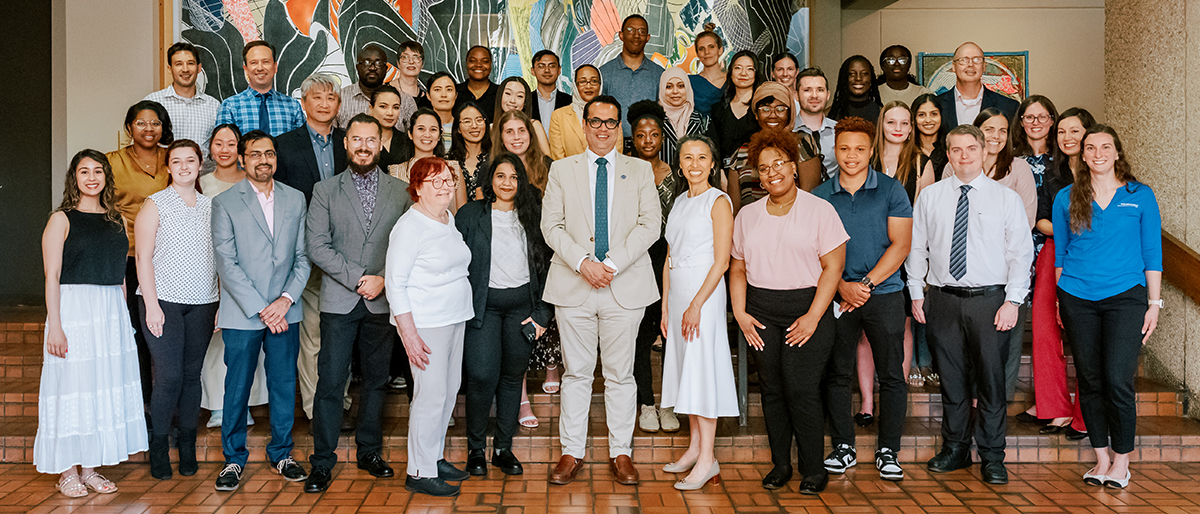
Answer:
[
  {"xmin": 826, "ymin": 291, "xmax": 907, "ymax": 451},
  {"xmin": 747, "ymin": 285, "xmax": 836, "ymax": 477},
  {"xmin": 138, "ymin": 298, "xmax": 218, "ymax": 436},
  {"xmin": 309, "ymin": 299, "xmax": 394, "ymax": 469},
  {"xmin": 924, "ymin": 286, "xmax": 1009, "ymax": 461},
  {"xmin": 464, "ymin": 284, "xmax": 536, "ymax": 451},
  {"xmin": 633, "ymin": 237, "xmax": 668, "ymax": 407},
  {"xmin": 1058, "ymin": 285, "xmax": 1146, "ymax": 454}
]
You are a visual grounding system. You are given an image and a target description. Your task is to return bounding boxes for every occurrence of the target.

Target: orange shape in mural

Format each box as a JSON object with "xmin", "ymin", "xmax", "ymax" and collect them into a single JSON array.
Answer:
[
  {"xmin": 592, "ymin": 0, "xmax": 619, "ymax": 46},
  {"xmin": 390, "ymin": 0, "xmax": 412, "ymax": 25},
  {"xmin": 285, "ymin": 0, "xmax": 319, "ymax": 35}
]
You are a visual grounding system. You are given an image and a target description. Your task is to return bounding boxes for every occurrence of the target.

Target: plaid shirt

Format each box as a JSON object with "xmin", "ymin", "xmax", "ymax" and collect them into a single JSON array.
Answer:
[
  {"xmin": 336, "ymin": 82, "xmax": 418, "ymax": 132},
  {"xmin": 215, "ymin": 87, "xmax": 305, "ymax": 136},
  {"xmin": 144, "ymin": 85, "xmax": 219, "ymax": 157}
]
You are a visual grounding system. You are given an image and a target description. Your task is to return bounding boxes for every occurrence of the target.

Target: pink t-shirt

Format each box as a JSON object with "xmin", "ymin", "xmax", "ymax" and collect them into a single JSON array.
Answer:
[{"xmin": 731, "ymin": 192, "xmax": 849, "ymax": 290}]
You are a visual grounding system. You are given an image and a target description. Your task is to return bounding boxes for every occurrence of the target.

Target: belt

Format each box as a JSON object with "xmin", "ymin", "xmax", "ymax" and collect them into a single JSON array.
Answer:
[{"xmin": 933, "ymin": 285, "xmax": 1004, "ymax": 298}]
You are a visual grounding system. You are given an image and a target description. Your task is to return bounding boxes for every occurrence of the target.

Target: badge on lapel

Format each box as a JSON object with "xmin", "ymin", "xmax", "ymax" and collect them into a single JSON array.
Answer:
[{"xmin": 621, "ymin": 175, "xmax": 626, "ymax": 179}]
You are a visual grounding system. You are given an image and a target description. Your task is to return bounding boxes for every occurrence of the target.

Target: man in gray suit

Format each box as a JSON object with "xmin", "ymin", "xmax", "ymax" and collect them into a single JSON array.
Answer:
[
  {"xmin": 303, "ymin": 114, "xmax": 414, "ymax": 492},
  {"xmin": 211, "ymin": 130, "xmax": 311, "ymax": 492}
]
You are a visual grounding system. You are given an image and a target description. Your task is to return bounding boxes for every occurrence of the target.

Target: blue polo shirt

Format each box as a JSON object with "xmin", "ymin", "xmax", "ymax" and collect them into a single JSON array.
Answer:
[
  {"xmin": 1053, "ymin": 181, "xmax": 1162, "ymax": 301},
  {"xmin": 812, "ymin": 168, "xmax": 913, "ymax": 294},
  {"xmin": 599, "ymin": 55, "xmax": 664, "ymax": 136}
]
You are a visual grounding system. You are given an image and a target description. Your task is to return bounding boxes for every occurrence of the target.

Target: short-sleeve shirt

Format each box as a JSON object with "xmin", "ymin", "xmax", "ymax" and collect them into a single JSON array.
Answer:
[
  {"xmin": 1053, "ymin": 182, "xmax": 1163, "ymax": 301},
  {"xmin": 731, "ymin": 190, "xmax": 849, "ymax": 290},
  {"xmin": 599, "ymin": 56, "xmax": 664, "ymax": 136},
  {"xmin": 812, "ymin": 168, "xmax": 913, "ymax": 294}
]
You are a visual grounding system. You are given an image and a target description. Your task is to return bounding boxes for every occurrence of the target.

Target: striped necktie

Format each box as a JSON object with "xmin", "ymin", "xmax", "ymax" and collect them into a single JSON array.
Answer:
[{"xmin": 949, "ymin": 184, "xmax": 971, "ymax": 280}]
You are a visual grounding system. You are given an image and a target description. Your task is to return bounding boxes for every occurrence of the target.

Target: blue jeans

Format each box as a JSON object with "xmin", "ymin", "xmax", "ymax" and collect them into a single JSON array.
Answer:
[{"xmin": 221, "ymin": 324, "xmax": 300, "ymax": 466}]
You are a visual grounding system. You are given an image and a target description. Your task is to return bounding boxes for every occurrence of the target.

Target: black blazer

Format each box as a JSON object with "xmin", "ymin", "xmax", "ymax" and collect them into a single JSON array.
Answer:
[
  {"xmin": 274, "ymin": 125, "xmax": 347, "ymax": 204},
  {"xmin": 935, "ymin": 86, "xmax": 1020, "ymax": 132},
  {"xmin": 454, "ymin": 199, "xmax": 553, "ymax": 329},
  {"xmin": 534, "ymin": 90, "xmax": 572, "ymax": 124}
]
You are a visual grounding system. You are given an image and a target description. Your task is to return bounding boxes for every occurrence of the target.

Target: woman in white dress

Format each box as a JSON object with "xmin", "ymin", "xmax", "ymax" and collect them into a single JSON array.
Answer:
[
  {"xmin": 36, "ymin": 150, "xmax": 148, "ymax": 497},
  {"xmin": 659, "ymin": 135, "xmax": 738, "ymax": 490}
]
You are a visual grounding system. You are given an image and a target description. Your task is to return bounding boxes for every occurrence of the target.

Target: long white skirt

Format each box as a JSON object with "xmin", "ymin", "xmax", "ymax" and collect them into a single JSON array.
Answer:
[
  {"xmin": 660, "ymin": 270, "xmax": 739, "ymax": 419},
  {"xmin": 200, "ymin": 330, "xmax": 269, "ymax": 410},
  {"xmin": 34, "ymin": 284, "xmax": 149, "ymax": 473}
]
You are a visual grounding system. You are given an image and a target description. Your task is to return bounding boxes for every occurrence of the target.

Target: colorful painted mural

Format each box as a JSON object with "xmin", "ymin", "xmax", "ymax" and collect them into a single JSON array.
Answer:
[
  {"xmin": 918, "ymin": 51, "xmax": 1029, "ymax": 101},
  {"xmin": 180, "ymin": 0, "xmax": 809, "ymax": 100}
]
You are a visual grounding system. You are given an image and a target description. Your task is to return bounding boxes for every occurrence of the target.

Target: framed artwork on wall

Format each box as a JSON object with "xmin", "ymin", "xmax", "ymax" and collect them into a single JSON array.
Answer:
[{"xmin": 918, "ymin": 51, "xmax": 1029, "ymax": 101}]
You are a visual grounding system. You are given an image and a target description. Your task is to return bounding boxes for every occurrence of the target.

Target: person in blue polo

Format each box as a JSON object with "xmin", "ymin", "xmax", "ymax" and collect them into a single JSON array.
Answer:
[
  {"xmin": 599, "ymin": 14, "xmax": 664, "ymax": 148},
  {"xmin": 812, "ymin": 116, "xmax": 913, "ymax": 481}
]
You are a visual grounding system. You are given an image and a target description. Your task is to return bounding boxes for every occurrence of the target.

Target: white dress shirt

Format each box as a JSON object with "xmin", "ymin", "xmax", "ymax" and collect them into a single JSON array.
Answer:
[
  {"xmin": 953, "ymin": 86, "xmax": 983, "ymax": 127},
  {"xmin": 575, "ymin": 147, "xmax": 619, "ymax": 273},
  {"xmin": 906, "ymin": 171, "xmax": 1033, "ymax": 304}
]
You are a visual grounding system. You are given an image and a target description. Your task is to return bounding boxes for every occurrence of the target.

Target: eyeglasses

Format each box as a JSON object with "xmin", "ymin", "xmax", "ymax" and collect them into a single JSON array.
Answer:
[
  {"xmin": 576, "ymin": 78, "xmax": 600, "ymax": 86},
  {"xmin": 623, "ymin": 27, "xmax": 649, "ymax": 36},
  {"xmin": 954, "ymin": 56, "xmax": 985, "ymax": 65},
  {"xmin": 756, "ymin": 159, "xmax": 793, "ymax": 174},
  {"xmin": 586, "ymin": 118, "xmax": 620, "ymax": 129},
  {"xmin": 245, "ymin": 150, "xmax": 276, "ymax": 160},
  {"xmin": 882, "ymin": 57, "xmax": 909, "ymax": 66},
  {"xmin": 1022, "ymin": 114, "xmax": 1054, "ymax": 124},
  {"xmin": 427, "ymin": 175, "xmax": 458, "ymax": 189},
  {"xmin": 534, "ymin": 62, "xmax": 559, "ymax": 70},
  {"xmin": 349, "ymin": 136, "xmax": 380, "ymax": 146},
  {"xmin": 757, "ymin": 105, "xmax": 789, "ymax": 115},
  {"xmin": 398, "ymin": 53, "xmax": 423, "ymax": 63},
  {"xmin": 357, "ymin": 59, "xmax": 386, "ymax": 69},
  {"xmin": 133, "ymin": 120, "xmax": 162, "ymax": 129}
]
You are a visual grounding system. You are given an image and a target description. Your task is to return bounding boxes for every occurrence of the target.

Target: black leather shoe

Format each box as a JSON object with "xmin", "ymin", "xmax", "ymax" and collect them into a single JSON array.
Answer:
[
  {"xmin": 272, "ymin": 457, "xmax": 308, "ymax": 481},
  {"xmin": 980, "ymin": 460, "xmax": 1008, "ymax": 484},
  {"xmin": 493, "ymin": 448, "xmax": 523, "ymax": 476},
  {"xmin": 437, "ymin": 459, "xmax": 470, "ymax": 481},
  {"xmin": 1066, "ymin": 428, "xmax": 1088, "ymax": 441},
  {"xmin": 854, "ymin": 412, "xmax": 875, "ymax": 428},
  {"xmin": 405, "ymin": 475, "xmax": 460, "ymax": 497},
  {"xmin": 466, "ymin": 449, "xmax": 488, "ymax": 476},
  {"xmin": 761, "ymin": 465, "xmax": 792, "ymax": 490},
  {"xmin": 305, "ymin": 465, "xmax": 332, "ymax": 493},
  {"xmin": 357, "ymin": 453, "xmax": 395, "ymax": 478},
  {"xmin": 927, "ymin": 445, "xmax": 971, "ymax": 473},
  {"xmin": 1015, "ymin": 412, "xmax": 1047, "ymax": 425},
  {"xmin": 1039, "ymin": 423, "xmax": 1068, "ymax": 435},
  {"xmin": 797, "ymin": 472, "xmax": 829, "ymax": 495}
]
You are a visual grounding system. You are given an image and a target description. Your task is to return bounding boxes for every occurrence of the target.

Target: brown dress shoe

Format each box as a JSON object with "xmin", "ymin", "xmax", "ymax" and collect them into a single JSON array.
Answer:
[
  {"xmin": 549, "ymin": 455, "xmax": 583, "ymax": 485},
  {"xmin": 609, "ymin": 455, "xmax": 639, "ymax": 485}
]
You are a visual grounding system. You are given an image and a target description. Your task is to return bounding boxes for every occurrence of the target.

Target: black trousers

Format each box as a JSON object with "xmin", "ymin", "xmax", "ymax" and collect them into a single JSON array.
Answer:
[
  {"xmin": 464, "ymin": 284, "xmax": 536, "ymax": 451},
  {"xmin": 633, "ymin": 237, "xmax": 668, "ymax": 407},
  {"xmin": 1058, "ymin": 285, "xmax": 1146, "ymax": 454},
  {"xmin": 924, "ymin": 286, "xmax": 1009, "ymax": 461},
  {"xmin": 309, "ymin": 299, "xmax": 394, "ymax": 469},
  {"xmin": 138, "ymin": 298, "xmax": 218, "ymax": 436},
  {"xmin": 747, "ymin": 285, "xmax": 836, "ymax": 477},
  {"xmin": 126, "ymin": 257, "xmax": 153, "ymax": 405},
  {"xmin": 826, "ymin": 291, "xmax": 907, "ymax": 450}
]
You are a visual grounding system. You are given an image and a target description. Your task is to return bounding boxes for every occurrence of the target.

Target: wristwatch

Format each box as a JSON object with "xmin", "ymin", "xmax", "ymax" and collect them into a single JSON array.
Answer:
[
  {"xmin": 859, "ymin": 276, "xmax": 876, "ymax": 291},
  {"xmin": 1008, "ymin": 300, "xmax": 1022, "ymax": 307},
  {"xmin": 1149, "ymin": 298, "xmax": 1165, "ymax": 309}
]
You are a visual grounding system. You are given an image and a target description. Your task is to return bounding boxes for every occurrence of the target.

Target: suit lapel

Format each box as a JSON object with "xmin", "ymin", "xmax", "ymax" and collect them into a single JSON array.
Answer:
[
  {"xmin": 300, "ymin": 134, "xmax": 321, "ymax": 185},
  {"xmin": 573, "ymin": 154, "xmax": 594, "ymax": 233},
  {"xmin": 240, "ymin": 181, "xmax": 275, "ymax": 242},
  {"xmin": 340, "ymin": 173, "xmax": 370, "ymax": 235}
]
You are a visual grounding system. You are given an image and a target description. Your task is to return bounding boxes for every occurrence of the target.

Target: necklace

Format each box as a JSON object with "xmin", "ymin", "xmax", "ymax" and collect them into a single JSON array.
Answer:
[
  {"xmin": 131, "ymin": 148, "xmax": 156, "ymax": 170},
  {"xmin": 766, "ymin": 195, "xmax": 796, "ymax": 212}
]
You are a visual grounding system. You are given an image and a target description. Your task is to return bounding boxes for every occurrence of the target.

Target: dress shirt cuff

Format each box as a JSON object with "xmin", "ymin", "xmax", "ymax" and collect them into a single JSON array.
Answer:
[
  {"xmin": 281, "ymin": 292, "xmax": 295, "ymax": 304},
  {"xmin": 1004, "ymin": 288, "xmax": 1028, "ymax": 305},
  {"xmin": 602, "ymin": 258, "xmax": 619, "ymax": 275},
  {"xmin": 574, "ymin": 255, "xmax": 589, "ymax": 273},
  {"xmin": 907, "ymin": 285, "xmax": 925, "ymax": 302}
]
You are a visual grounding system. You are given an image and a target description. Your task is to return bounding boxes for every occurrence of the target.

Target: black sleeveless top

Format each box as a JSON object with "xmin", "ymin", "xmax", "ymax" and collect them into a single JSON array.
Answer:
[{"xmin": 60, "ymin": 210, "xmax": 127, "ymax": 286}]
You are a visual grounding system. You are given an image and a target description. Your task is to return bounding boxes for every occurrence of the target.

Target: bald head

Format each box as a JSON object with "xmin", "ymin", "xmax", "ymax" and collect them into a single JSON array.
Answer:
[{"xmin": 952, "ymin": 41, "xmax": 984, "ymax": 87}]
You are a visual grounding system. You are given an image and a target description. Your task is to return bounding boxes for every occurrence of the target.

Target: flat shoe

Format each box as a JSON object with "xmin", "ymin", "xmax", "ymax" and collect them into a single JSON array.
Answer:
[
  {"xmin": 1104, "ymin": 470, "xmax": 1131, "ymax": 489},
  {"xmin": 1083, "ymin": 467, "xmax": 1106, "ymax": 486},
  {"xmin": 56, "ymin": 475, "xmax": 88, "ymax": 498},
  {"xmin": 1015, "ymin": 412, "xmax": 1047, "ymax": 425},
  {"xmin": 80, "ymin": 472, "xmax": 118, "ymax": 494},
  {"xmin": 1066, "ymin": 428, "xmax": 1088, "ymax": 441}
]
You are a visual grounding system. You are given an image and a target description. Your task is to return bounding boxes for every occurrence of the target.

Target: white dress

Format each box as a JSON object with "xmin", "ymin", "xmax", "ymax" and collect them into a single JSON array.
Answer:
[{"xmin": 659, "ymin": 188, "xmax": 739, "ymax": 418}]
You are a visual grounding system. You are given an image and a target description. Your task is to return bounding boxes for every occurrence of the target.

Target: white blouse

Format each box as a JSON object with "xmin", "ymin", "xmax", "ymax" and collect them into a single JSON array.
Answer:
[
  {"xmin": 488, "ymin": 208, "xmax": 531, "ymax": 289},
  {"xmin": 385, "ymin": 207, "xmax": 474, "ymax": 328}
]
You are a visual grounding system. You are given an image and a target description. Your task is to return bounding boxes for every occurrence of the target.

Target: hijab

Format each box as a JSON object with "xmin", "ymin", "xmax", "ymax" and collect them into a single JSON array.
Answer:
[
  {"xmin": 571, "ymin": 66, "xmax": 602, "ymax": 123},
  {"xmin": 659, "ymin": 67, "xmax": 694, "ymax": 136}
]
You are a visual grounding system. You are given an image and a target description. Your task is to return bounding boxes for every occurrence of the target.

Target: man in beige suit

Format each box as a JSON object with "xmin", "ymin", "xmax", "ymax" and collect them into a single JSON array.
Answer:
[{"xmin": 541, "ymin": 95, "xmax": 662, "ymax": 486}]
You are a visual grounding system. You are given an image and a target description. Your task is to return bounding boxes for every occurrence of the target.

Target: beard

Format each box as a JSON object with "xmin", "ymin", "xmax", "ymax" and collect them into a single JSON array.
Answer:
[{"xmin": 348, "ymin": 151, "xmax": 379, "ymax": 175}]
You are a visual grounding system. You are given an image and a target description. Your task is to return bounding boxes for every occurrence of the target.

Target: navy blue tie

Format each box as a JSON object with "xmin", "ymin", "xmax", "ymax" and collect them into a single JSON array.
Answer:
[
  {"xmin": 258, "ymin": 93, "xmax": 270, "ymax": 134},
  {"xmin": 949, "ymin": 184, "xmax": 971, "ymax": 280}
]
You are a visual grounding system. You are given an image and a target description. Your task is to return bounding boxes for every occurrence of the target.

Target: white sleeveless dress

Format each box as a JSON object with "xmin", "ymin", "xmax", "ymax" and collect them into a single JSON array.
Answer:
[{"xmin": 659, "ymin": 188, "xmax": 739, "ymax": 418}]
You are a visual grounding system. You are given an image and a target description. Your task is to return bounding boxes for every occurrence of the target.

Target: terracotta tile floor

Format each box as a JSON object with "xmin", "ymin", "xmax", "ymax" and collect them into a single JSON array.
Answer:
[{"xmin": 4, "ymin": 461, "xmax": 1200, "ymax": 513}]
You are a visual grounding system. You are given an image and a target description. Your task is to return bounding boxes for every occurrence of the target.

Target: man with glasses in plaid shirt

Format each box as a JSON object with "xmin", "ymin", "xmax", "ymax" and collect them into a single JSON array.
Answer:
[{"xmin": 215, "ymin": 40, "xmax": 305, "ymax": 137}]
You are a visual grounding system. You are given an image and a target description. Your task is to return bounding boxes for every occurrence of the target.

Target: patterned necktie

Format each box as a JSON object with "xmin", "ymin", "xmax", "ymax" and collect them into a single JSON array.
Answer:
[
  {"xmin": 949, "ymin": 184, "xmax": 971, "ymax": 280},
  {"xmin": 594, "ymin": 157, "xmax": 609, "ymax": 261},
  {"xmin": 258, "ymin": 93, "xmax": 270, "ymax": 134}
]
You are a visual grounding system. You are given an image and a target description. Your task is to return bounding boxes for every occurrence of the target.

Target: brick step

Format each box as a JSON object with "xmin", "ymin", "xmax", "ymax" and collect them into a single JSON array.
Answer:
[{"xmin": 2, "ymin": 413, "xmax": 1199, "ymax": 466}]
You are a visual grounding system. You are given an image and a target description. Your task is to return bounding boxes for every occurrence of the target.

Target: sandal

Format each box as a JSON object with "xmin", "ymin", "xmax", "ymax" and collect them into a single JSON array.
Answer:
[
  {"xmin": 80, "ymin": 471, "xmax": 118, "ymax": 494},
  {"xmin": 56, "ymin": 474, "xmax": 88, "ymax": 498},
  {"xmin": 542, "ymin": 366, "xmax": 561, "ymax": 394},
  {"xmin": 925, "ymin": 371, "xmax": 941, "ymax": 388},
  {"xmin": 519, "ymin": 400, "xmax": 539, "ymax": 428},
  {"xmin": 907, "ymin": 370, "xmax": 925, "ymax": 387}
]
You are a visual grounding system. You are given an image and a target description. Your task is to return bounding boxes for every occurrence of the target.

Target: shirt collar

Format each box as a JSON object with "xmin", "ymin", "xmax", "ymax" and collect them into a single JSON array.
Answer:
[
  {"xmin": 949, "ymin": 170, "xmax": 987, "ymax": 188},
  {"xmin": 954, "ymin": 86, "xmax": 983, "ymax": 106},
  {"xmin": 616, "ymin": 55, "xmax": 649, "ymax": 72},
  {"xmin": 830, "ymin": 167, "xmax": 879, "ymax": 194},
  {"xmin": 349, "ymin": 167, "xmax": 381, "ymax": 184},
  {"xmin": 252, "ymin": 88, "xmax": 280, "ymax": 100},
  {"xmin": 586, "ymin": 147, "xmax": 618, "ymax": 165},
  {"xmin": 306, "ymin": 123, "xmax": 332, "ymax": 145}
]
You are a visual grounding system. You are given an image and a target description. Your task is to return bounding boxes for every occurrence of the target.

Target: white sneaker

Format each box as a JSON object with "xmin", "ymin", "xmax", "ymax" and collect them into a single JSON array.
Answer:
[
  {"xmin": 246, "ymin": 410, "xmax": 255, "ymax": 426},
  {"xmin": 875, "ymin": 448, "xmax": 904, "ymax": 481},
  {"xmin": 659, "ymin": 407, "xmax": 680, "ymax": 432},
  {"xmin": 639, "ymin": 405, "xmax": 660, "ymax": 433},
  {"xmin": 823, "ymin": 444, "xmax": 857, "ymax": 474}
]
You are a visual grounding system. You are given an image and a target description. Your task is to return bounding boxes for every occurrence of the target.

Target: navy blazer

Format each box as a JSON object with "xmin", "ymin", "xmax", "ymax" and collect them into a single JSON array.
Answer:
[
  {"xmin": 454, "ymin": 199, "xmax": 553, "ymax": 329},
  {"xmin": 935, "ymin": 86, "xmax": 1020, "ymax": 133},
  {"xmin": 274, "ymin": 125, "xmax": 347, "ymax": 204}
]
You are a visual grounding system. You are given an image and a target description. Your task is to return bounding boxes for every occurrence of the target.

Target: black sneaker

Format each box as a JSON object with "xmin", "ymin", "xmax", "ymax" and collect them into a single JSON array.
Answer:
[
  {"xmin": 823, "ymin": 444, "xmax": 857, "ymax": 474},
  {"xmin": 437, "ymin": 459, "xmax": 470, "ymax": 481},
  {"xmin": 405, "ymin": 475, "xmax": 460, "ymax": 497},
  {"xmin": 214, "ymin": 463, "xmax": 243, "ymax": 491},
  {"xmin": 875, "ymin": 448, "xmax": 904, "ymax": 481},
  {"xmin": 273, "ymin": 457, "xmax": 308, "ymax": 482}
]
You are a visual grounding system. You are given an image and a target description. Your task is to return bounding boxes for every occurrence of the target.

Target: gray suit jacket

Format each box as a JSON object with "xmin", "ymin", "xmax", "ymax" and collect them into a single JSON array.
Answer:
[
  {"xmin": 212, "ymin": 179, "xmax": 310, "ymax": 330},
  {"xmin": 306, "ymin": 168, "xmax": 413, "ymax": 315}
]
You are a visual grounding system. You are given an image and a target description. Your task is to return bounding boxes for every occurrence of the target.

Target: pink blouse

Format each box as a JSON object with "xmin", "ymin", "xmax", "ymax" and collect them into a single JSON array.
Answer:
[{"xmin": 732, "ymin": 192, "xmax": 849, "ymax": 290}]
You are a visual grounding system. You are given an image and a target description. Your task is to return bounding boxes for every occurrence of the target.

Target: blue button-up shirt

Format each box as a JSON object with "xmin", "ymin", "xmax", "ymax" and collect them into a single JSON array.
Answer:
[
  {"xmin": 599, "ymin": 55, "xmax": 664, "ymax": 136},
  {"xmin": 1053, "ymin": 181, "xmax": 1162, "ymax": 301},
  {"xmin": 215, "ymin": 87, "xmax": 306, "ymax": 136},
  {"xmin": 307, "ymin": 123, "xmax": 335, "ymax": 181},
  {"xmin": 812, "ymin": 168, "xmax": 913, "ymax": 294}
]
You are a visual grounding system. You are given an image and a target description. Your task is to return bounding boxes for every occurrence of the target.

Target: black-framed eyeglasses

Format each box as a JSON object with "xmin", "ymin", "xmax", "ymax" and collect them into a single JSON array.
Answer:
[
  {"xmin": 1022, "ymin": 114, "xmax": 1053, "ymax": 124},
  {"xmin": 882, "ymin": 57, "xmax": 909, "ymax": 66},
  {"xmin": 586, "ymin": 118, "xmax": 620, "ymax": 129}
]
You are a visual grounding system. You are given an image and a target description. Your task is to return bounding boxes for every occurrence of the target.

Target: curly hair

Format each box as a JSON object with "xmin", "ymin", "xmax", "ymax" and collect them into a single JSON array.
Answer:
[
  {"xmin": 746, "ymin": 128, "xmax": 801, "ymax": 173},
  {"xmin": 835, "ymin": 115, "xmax": 875, "ymax": 143},
  {"xmin": 406, "ymin": 156, "xmax": 450, "ymax": 203},
  {"xmin": 57, "ymin": 149, "xmax": 123, "ymax": 224}
]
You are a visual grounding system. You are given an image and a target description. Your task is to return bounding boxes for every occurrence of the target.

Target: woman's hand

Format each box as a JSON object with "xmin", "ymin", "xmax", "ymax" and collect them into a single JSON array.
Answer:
[
  {"xmin": 1142, "ymin": 305, "xmax": 1160, "ymax": 344},
  {"xmin": 144, "ymin": 303, "xmax": 166, "ymax": 338},
  {"xmin": 785, "ymin": 312, "xmax": 820, "ymax": 347},
  {"xmin": 46, "ymin": 324, "xmax": 68, "ymax": 358},
  {"xmin": 521, "ymin": 317, "xmax": 547, "ymax": 339},
  {"xmin": 734, "ymin": 311, "xmax": 765, "ymax": 350},
  {"xmin": 398, "ymin": 325, "xmax": 432, "ymax": 370},
  {"xmin": 660, "ymin": 306, "xmax": 669, "ymax": 339},
  {"xmin": 681, "ymin": 303, "xmax": 703, "ymax": 342}
]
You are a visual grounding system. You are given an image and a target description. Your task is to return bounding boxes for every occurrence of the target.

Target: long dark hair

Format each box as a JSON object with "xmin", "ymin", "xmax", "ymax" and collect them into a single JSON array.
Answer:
[
  {"xmin": 494, "ymin": 76, "xmax": 537, "ymax": 123},
  {"xmin": 1048, "ymin": 107, "xmax": 1096, "ymax": 188},
  {"xmin": 124, "ymin": 100, "xmax": 174, "ymax": 146},
  {"xmin": 1010, "ymin": 95, "xmax": 1058, "ymax": 158},
  {"xmin": 403, "ymin": 107, "xmax": 448, "ymax": 160},
  {"xmin": 57, "ymin": 149, "xmax": 123, "ymax": 224},
  {"xmin": 1068, "ymin": 124, "xmax": 1137, "ymax": 234},
  {"xmin": 489, "ymin": 110, "xmax": 550, "ymax": 190},
  {"xmin": 829, "ymin": 55, "xmax": 881, "ymax": 120},
  {"xmin": 721, "ymin": 50, "xmax": 765, "ymax": 104},
  {"xmin": 447, "ymin": 101, "xmax": 492, "ymax": 162},
  {"xmin": 483, "ymin": 152, "xmax": 550, "ymax": 277},
  {"xmin": 972, "ymin": 108, "xmax": 1014, "ymax": 181},
  {"xmin": 910, "ymin": 93, "xmax": 945, "ymax": 153}
]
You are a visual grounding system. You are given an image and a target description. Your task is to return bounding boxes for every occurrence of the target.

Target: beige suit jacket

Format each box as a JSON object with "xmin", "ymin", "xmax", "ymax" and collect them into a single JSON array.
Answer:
[{"xmin": 541, "ymin": 151, "xmax": 662, "ymax": 309}]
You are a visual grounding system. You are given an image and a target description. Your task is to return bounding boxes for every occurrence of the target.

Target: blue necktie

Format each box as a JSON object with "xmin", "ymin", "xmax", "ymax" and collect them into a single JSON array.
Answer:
[
  {"xmin": 258, "ymin": 93, "xmax": 270, "ymax": 134},
  {"xmin": 949, "ymin": 184, "xmax": 971, "ymax": 280},
  {"xmin": 594, "ymin": 157, "xmax": 609, "ymax": 261}
]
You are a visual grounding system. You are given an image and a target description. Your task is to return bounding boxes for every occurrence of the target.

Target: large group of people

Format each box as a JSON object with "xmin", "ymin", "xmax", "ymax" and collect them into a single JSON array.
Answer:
[{"xmin": 34, "ymin": 12, "xmax": 1162, "ymax": 502}]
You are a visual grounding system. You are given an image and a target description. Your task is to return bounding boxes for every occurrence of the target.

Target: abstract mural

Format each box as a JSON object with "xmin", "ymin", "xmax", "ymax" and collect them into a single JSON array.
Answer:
[
  {"xmin": 918, "ymin": 51, "xmax": 1029, "ymax": 101},
  {"xmin": 180, "ymin": 0, "xmax": 809, "ymax": 100}
]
